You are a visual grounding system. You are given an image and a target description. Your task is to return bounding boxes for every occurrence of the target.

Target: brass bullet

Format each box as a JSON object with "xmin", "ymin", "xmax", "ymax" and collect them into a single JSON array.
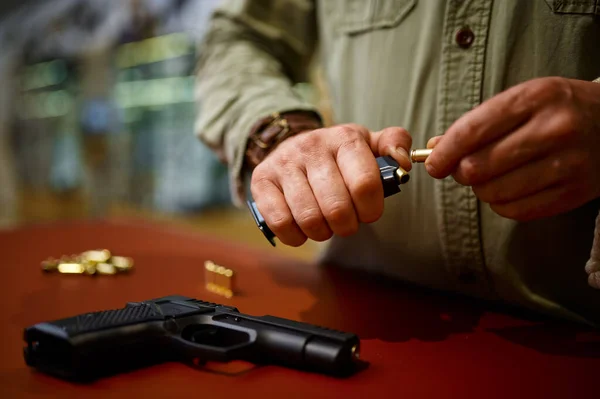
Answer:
[
  {"xmin": 96, "ymin": 263, "xmax": 117, "ymax": 275},
  {"xmin": 57, "ymin": 263, "xmax": 85, "ymax": 274},
  {"xmin": 351, "ymin": 343, "xmax": 361, "ymax": 361},
  {"xmin": 83, "ymin": 261, "xmax": 97, "ymax": 275},
  {"xmin": 41, "ymin": 258, "xmax": 59, "ymax": 272},
  {"xmin": 82, "ymin": 249, "xmax": 111, "ymax": 263},
  {"xmin": 395, "ymin": 166, "xmax": 410, "ymax": 184},
  {"xmin": 410, "ymin": 148, "xmax": 432, "ymax": 163},
  {"xmin": 205, "ymin": 260, "xmax": 216, "ymax": 286},
  {"xmin": 111, "ymin": 256, "xmax": 134, "ymax": 271},
  {"xmin": 204, "ymin": 260, "xmax": 235, "ymax": 298}
]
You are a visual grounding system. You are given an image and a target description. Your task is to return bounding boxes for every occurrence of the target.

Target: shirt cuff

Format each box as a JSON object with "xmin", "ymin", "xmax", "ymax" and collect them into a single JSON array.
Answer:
[{"xmin": 226, "ymin": 101, "xmax": 322, "ymax": 208}]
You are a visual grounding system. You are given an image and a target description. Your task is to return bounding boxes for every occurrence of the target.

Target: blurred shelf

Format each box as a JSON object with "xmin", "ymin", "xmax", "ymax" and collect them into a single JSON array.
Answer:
[
  {"xmin": 108, "ymin": 204, "xmax": 320, "ymax": 262},
  {"xmin": 11, "ymin": 188, "xmax": 319, "ymax": 262}
]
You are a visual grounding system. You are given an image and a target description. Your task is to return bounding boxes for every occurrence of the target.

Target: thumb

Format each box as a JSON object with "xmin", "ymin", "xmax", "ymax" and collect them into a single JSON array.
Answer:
[{"xmin": 370, "ymin": 127, "xmax": 413, "ymax": 171}]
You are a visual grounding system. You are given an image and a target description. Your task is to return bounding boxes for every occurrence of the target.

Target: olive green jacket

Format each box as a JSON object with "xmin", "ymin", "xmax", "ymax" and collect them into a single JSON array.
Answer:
[{"xmin": 195, "ymin": 0, "xmax": 600, "ymax": 325}]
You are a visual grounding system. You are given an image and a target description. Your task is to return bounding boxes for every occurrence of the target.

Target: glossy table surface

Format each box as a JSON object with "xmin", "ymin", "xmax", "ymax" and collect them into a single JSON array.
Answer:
[{"xmin": 1, "ymin": 219, "xmax": 598, "ymax": 398}]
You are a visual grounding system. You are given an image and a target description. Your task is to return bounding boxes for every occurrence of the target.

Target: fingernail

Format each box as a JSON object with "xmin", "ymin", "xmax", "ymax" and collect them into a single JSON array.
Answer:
[
  {"xmin": 426, "ymin": 136, "xmax": 442, "ymax": 149},
  {"xmin": 394, "ymin": 147, "xmax": 410, "ymax": 164}
]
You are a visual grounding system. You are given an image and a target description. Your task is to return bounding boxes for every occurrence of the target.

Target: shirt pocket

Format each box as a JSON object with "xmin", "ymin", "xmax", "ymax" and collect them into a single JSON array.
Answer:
[
  {"xmin": 330, "ymin": 0, "xmax": 418, "ymax": 35},
  {"xmin": 544, "ymin": 0, "xmax": 600, "ymax": 15}
]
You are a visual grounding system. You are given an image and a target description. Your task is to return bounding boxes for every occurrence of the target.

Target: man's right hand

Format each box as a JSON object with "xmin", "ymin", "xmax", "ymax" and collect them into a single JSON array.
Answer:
[{"xmin": 250, "ymin": 124, "xmax": 413, "ymax": 247}]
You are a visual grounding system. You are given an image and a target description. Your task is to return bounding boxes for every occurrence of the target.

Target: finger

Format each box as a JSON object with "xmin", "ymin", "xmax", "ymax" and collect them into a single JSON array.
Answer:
[
  {"xmin": 251, "ymin": 178, "xmax": 307, "ymax": 247},
  {"xmin": 489, "ymin": 182, "xmax": 586, "ymax": 222},
  {"xmin": 336, "ymin": 140, "xmax": 384, "ymax": 224},
  {"xmin": 472, "ymin": 153, "xmax": 570, "ymax": 204},
  {"xmin": 453, "ymin": 113, "xmax": 558, "ymax": 186},
  {"xmin": 370, "ymin": 127, "xmax": 413, "ymax": 171},
  {"xmin": 426, "ymin": 82, "xmax": 535, "ymax": 179},
  {"xmin": 307, "ymin": 155, "xmax": 359, "ymax": 237},
  {"xmin": 280, "ymin": 166, "xmax": 333, "ymax": 242},
  {"xmin": 427, "ymin": 136, "xmax": 443, "ymax": 149}
]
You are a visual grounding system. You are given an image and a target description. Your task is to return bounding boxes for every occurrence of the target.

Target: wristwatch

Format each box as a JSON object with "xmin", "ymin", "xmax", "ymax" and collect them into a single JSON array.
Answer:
[{"xmin": 245, "ymin": 111, "xmax": 323, "ymax": 169}]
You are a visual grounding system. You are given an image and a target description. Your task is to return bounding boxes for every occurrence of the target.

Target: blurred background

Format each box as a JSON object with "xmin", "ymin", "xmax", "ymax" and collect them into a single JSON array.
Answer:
[{"xmin": 0, "ymin": 0, "xmax": 329, "ymax": 259}]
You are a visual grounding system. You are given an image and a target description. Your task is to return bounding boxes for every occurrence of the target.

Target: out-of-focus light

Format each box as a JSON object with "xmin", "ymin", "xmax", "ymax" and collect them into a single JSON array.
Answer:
[
  {"xmin": 18, "ymin": 90, "xmax": 73, "ymax": 120},
  {"xmin": 114, "ymin": 76, "xmax": 195, "ymax": 108},
  {"xmin": 22, "ymin": 60, "xmax": 67, "ymax": 91},
  {"xmin": 45, "ymin": 91, "xmax": 72, "ymax": 118},
  {"xmin": 116, "ymin": 33, "xmax": 193, "ymax": 69},
  {"xmin": 57, "ymin": 263, "xmax": 85, "ymax": 274}
]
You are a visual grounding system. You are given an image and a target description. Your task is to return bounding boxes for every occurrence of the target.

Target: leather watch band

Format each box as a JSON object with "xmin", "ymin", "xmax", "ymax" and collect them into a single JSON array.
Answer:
[{"xmin": 245, "ymin": 111, "xmax": 323, "ymax": 169}]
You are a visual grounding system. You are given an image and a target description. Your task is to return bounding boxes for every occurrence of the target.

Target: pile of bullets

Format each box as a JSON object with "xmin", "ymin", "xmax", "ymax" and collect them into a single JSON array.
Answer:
[
  {"xmin": 204, "ymin": 260, "xmax": 235, "ymax": 298},
  {"xmin": 41, "ymin": 249, "xmax": 134, "ymax": 276}
]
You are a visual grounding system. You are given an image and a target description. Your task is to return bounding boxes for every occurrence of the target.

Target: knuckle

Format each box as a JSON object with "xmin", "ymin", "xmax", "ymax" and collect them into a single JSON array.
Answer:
[
  {"xmin": 250, "ymin": 175, "xmax": 274, "ymax": 198},
  {"xmin": 382, "ymin": 127, "xmax": 413, "ymax": 149},
  {"xmin": 530, "ymin": 77, "xmax": 565, "ymax": 100},
  {"xmin": 271, "ymin": 149, "xmax": 294, "ymax": 169},
  {"xmin": 514, "ymin": 86, "xmax": 538, "ymax": 113},
  {"xmin": 335, "ymin": 124, "xmax": 364, "ymax": 142},
  {"xmin": 337, "ymin": 137, "xmax": 366, "ymax": 156},
  {"xmin": 549, "ymin": 111, "xmax": 579, "ymax": 143},
  {"xmin": 384, "ymin": 126, "xmax": 411, "ymax": 138},
  {"xmin": 349, "ymin": 172, "xmax": 380, "ymax": 199},
  {"xmin": 324, "ymin": 199, "xmax": 353, "ymax": 224},
  {"xmin": 323, "ymin": 200, "xmax": 357, "ymax": 236},
  {"xmin": 295, "ymin": 133, "xmax": 321, "ymax": 157},
  {"xmin": 267, "ymin": 212, "xmax": 295, "ymax": 233},
  {"xmin": 296, "ymin": 209, "xmax": 325, "ymax": 232},
  {"xmin": 454, "ymin": 118, "xmax": 479, "ymax": 146},
  {"xmin": 457, "ymin": 156, "xmax": 482, "ymax": 185},
  {"xmin": 251, "ymin": 163, "xmax": 270, "ymax": 181},
  {"xmin": 548, "ymin": 77, "xmax": 573, "ymax": 98}
]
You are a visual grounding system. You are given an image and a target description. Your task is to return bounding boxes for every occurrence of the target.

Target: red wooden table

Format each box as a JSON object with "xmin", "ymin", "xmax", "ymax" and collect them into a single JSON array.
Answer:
[{"xmin": 1, "ymin": 219, "xmax": 598, "ymax": 398}]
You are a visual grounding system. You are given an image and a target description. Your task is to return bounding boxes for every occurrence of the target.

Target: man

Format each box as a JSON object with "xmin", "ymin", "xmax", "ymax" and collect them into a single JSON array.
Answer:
[{"xmin": 194, "ymin": 0, "xmax": 600, "ymax": 326}]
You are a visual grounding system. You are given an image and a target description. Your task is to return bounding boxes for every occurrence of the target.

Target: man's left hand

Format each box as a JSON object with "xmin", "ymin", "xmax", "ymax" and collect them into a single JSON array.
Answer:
[{"xmin": 425, "ymin": 77, "xmax": 600, "ymax": 221}]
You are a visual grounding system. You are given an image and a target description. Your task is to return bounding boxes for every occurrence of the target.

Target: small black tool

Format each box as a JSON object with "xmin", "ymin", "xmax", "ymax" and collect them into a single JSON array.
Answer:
[{"xmin": 247, "ymin": 156, "xmax": 409, "ymax": 246}]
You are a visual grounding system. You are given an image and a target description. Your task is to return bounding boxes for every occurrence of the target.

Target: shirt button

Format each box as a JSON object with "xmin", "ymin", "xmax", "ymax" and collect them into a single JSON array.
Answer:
[{"xmin": 455, "ymin": 27, "xmax": 475, "ymax": 48}]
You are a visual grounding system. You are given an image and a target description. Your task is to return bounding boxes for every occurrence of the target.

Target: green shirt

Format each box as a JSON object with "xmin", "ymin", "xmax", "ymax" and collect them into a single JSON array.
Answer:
[{"xmin": 195, "ymin": 0, "xmax": 600, "ymax": 325}]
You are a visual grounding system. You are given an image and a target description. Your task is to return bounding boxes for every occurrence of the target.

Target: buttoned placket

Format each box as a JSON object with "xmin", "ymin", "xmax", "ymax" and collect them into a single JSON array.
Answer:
[{"xmin": 435, "ymin": 0, "xmax": 494, "ymax": 292}]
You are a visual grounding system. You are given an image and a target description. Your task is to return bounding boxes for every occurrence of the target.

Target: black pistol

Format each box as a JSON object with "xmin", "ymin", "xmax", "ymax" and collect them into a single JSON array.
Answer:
[
  {"xmin": 248, "ymin": 155, "xmax": 410, "ymax": 246},
  {"xmin": 23, "ymin": 295, "xmax": 362, "ymax": 381}
]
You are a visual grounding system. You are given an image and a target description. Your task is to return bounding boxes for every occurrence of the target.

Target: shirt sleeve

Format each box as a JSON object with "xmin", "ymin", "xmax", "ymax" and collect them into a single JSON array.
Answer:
[{"xmin": 194, "ymin": 0, "xmax": 321, "ymax": 206}]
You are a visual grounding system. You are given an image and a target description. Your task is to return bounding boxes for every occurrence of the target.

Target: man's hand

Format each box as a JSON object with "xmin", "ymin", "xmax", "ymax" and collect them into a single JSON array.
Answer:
[
  {"xmin": 250, "ymin": 124, "xmax": 412, "ymax": 246},
  {"xmin": 425, "ymin": 77, "xmax": 600, "ymax": 222}
]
